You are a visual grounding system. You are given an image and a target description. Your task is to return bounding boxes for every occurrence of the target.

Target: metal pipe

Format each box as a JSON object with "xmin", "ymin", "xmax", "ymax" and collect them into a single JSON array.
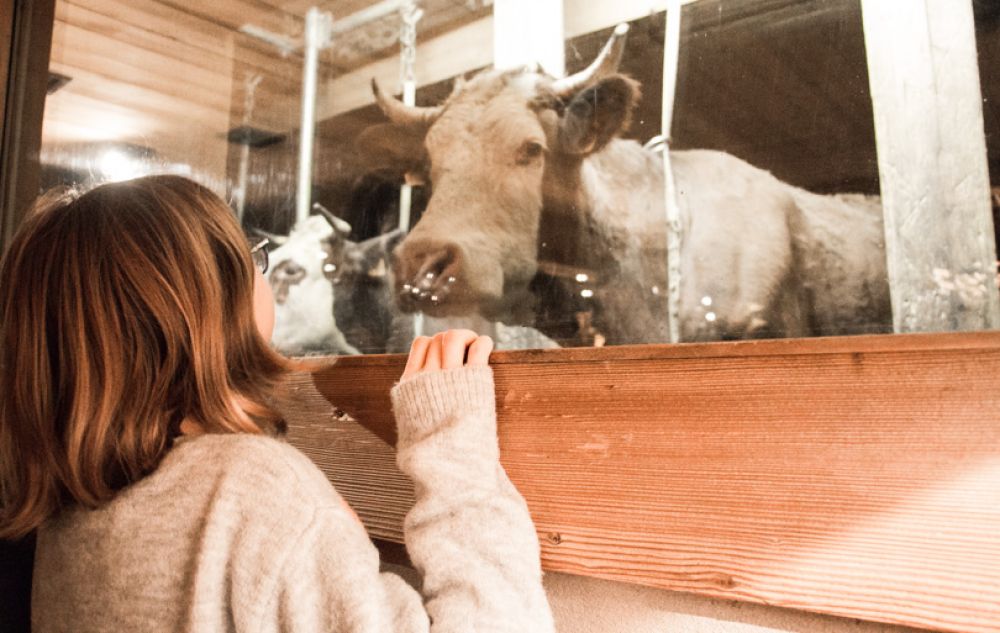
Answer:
[
  {"xmin": 296, "ymin": 8, "xmax": 332, "ymax": 225},
  {"xmin": 661, "ymin": 0, "xmax": 683, "ymax": 343}
]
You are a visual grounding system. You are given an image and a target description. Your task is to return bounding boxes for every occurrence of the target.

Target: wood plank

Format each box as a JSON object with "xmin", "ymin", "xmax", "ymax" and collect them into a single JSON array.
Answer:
[
  {"xmin": 281, "ymin": 331, "xmax": 1000, "ymax": 633},
  {"xmin": 316, "ymin": 14, "xmax": 492, "ymax": 120},
  {"xmin": 63, "ymin": 0, "xmax": 238, "ymax": 60},
  {"xmin": 47, "ymin": 36, "xmax": 298, "ymax": 139},
  {"xmin": 63, "ymin": 0, "xmax": 302, "ymax": 83},
  {"xmin": 45, "ymin": 62, "xmax": 228, "ymax": 136},
  {"xmin": 314, "ymin": 0, "xmax": 702, "ymax": 123},
  {"xmin": 861, "ymin": 0, "xmax": 1000, "ymax": 332},
  {"xmin": 156, "ymin": 0, "xmax": 302, "ymax": 37},
  {"xmin": 50, "ymin": 20, "xmax": 234, "ymax": 114},
  {"xmin": 54, "ymin": 1, "xmax": 234, "ymax": 77}
]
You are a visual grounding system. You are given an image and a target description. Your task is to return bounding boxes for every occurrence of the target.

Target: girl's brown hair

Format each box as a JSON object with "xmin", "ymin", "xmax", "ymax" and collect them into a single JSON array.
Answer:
[{"xmin": 0, "ymin": 175, "xmax": 292, "ymax": 539}]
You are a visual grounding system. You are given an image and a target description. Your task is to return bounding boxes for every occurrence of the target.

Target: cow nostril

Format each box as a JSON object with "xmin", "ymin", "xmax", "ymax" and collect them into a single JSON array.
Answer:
[{"xmin": 414, "ymin": 245, "xmax": 457, "ymax": 287}]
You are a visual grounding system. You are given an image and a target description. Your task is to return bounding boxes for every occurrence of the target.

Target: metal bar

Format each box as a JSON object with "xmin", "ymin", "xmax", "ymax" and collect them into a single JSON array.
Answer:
[
  {"xmin": 295, "ymin": 8, "xmax": 332, "ymax": 225},
  {"xmin": 396, "ymin": 2, "xmax": 423, "ymax": 336},
  {"xmin": 235, "ymin": 74, "xmax": 262, "ymax": 221},
  {"xmin": 661, "ymin": 0, "xmax": 683, "ymax": 343}
]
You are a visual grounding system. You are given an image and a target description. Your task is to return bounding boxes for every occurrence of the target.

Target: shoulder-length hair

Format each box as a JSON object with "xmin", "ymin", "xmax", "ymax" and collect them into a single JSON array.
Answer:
[{"xmin": 0, "ymin": 175, "xmax": 294, "ymax": 539}]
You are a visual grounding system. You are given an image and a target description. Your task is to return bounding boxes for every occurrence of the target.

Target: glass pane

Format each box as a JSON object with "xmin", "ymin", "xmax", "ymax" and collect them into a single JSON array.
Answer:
[{"xmin": 37, "ymin": 0, "xmax": 996, "ymax": 355}]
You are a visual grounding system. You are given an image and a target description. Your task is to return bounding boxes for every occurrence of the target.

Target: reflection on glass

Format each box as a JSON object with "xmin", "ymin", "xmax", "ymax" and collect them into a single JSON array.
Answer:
[{"xmin": 35, "ymin": 0, "xmax": 999, "ymax": 355}]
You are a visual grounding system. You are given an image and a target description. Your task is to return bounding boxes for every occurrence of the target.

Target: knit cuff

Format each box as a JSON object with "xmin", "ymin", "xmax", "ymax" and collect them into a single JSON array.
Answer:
[{"xmin": 390, "ymin": 366, "xmax": 496, "ymax": 445}]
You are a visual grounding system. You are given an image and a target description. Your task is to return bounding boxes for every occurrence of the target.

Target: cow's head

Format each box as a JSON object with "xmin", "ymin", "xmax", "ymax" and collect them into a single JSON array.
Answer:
[
  {"xmin": 365, "ymin": 24, "xmax": 639, "ymax": 319},
  {"xmin": 266, "ymin": 211, "xmax": 355, "ymax": 355}
]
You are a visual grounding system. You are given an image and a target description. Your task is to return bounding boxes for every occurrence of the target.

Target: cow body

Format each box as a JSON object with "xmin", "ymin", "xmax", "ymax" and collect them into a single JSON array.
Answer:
[
  {"xmin": 371, "ymin": 31, "xmax": 890, "ymax": 344},
  {"xmin": 537, "ymin": 144, "xmax": 889, "ymax": 343}
]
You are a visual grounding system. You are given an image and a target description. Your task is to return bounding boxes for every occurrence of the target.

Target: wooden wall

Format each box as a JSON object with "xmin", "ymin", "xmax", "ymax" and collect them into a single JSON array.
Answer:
[{"xmin": 283, "ymin": 332, "xmax": 1000, "ymax": 633}]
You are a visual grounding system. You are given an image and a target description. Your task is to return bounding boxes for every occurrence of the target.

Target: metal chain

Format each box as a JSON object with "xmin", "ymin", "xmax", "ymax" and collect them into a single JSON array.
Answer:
[{"xmin": 399, "ymin": 1, "xmax": 423, "ymax": 88}]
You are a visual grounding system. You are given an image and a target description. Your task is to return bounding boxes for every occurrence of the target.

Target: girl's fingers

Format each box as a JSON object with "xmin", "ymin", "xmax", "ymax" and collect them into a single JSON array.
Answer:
[
  {"xmin": 402, "ymin": 336, "xmax": 431, "ymax": 380},
  {"xmin": 466, "ymin": 335, "xmax": 494, "ymax": 366},
  {"xmin": 424, "ymin": 333, "xmax": 444, "ymax": 372},
  {"xmin": 402, "ymin": 330, "xmax": 492, "ymax": 381},
  {"xmin": 441, "ymin": 330, "xmax": 479, "ymax": 369}
]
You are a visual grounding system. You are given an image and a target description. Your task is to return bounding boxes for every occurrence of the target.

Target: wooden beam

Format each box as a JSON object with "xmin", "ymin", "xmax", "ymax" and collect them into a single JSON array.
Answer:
[
  {"xmin": 316, "ymin": 0, "xmax": 702, "ymax": 122},
  {"xmin": 861, "ymin": 0, "xmax": 1000, "ymax": 332},
  {"xmin": 0, "ymin": 0, "xmax": 55, "ymax": 251},
  {"xmin": 61, "ymin": 0, "xmax": 303, "ymax": 84},
  {"xmin": 316, "ymin": 15, "xmax": 492, "ymax": 120},
  {"xmin": 282, "ymin": 331, "xmax": 1000, "ymax": 633},
  {"xmin": 155, "ymin": 0, "xmax": 302, "ymax": 38}
]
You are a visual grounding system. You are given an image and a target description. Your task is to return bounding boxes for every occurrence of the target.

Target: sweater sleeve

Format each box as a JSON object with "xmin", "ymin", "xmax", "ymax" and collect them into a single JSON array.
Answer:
[
  {"xmin": 390, "ymin": 366, "xmax": 556, "ymax": 633},
  {"xmin": 263, "ymin": 504, "xmax": 431, "ymax": 633}
]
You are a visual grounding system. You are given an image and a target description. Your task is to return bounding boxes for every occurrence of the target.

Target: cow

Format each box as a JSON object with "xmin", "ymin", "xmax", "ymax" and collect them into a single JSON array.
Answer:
[
  {"xmin": 265, "ymin": 212, "xmax": 360, "ymax": 356},
  {"xmin": 364, "ymin": 24, "xmax": 891, "ymax": 344},
  {"xmin": 266, "ymin": 207, "xmax": 560, "ymax": 355}
]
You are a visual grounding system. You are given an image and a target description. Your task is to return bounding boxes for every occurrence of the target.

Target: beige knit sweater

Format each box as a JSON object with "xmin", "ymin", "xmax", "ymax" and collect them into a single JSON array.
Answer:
[{"xmin": 32, "ymin": 366, "xmax": 555, "ymax": 632}]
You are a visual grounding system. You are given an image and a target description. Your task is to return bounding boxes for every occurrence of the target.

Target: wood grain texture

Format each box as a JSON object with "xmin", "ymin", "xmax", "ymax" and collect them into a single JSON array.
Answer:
[
  {"xmin": 0, "ymin": 0, "xmax": 14, "ymax": 123},
  {"xmin": 862, "ymin": 0, "xmax": 1000, "ymax": 332},
  {"xmin": 281, "ymin": 332, "xmax": 1000, "ymax": 633}
]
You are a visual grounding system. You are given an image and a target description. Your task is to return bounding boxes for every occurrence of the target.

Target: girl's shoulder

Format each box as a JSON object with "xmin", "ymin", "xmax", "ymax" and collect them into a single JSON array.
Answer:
[{"xmin": 164, "ymin": 433, "xmax": 344, "ymax": 514}]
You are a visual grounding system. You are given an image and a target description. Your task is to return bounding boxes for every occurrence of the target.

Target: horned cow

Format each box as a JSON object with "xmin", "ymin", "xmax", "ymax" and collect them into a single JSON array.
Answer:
[
  {"xmin": 266, "ymin": 209, "xmax": 559, "ymax": 356},
  {"xmin": 365, "ymin": 24, "xmax": 891, "ymax": 344}
]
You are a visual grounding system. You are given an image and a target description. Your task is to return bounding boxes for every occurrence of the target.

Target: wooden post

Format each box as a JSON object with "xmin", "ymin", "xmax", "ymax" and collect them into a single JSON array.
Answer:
[
  {"xmin": 861, "ymin": 0, "xmax": 1000, "ymax": 332},
  {"xmin": 493, "ymin": 0, "xmax": 564, "ymax": 76},
  {"xmin": 0, "ymin": 0, "xmax": 56, "ymax": 252}
]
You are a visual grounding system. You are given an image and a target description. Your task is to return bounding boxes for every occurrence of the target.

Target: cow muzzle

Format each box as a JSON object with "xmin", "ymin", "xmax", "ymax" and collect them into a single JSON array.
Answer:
[{"xmin": 393, "ymin": 238, "xmax": 465, "ymax": 314}]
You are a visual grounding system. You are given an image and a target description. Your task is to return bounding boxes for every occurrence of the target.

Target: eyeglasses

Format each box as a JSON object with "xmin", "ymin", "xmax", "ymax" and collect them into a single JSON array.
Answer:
[{"xmin": 250, "ymin": 237, "xmax": 269, "ymax": 274}]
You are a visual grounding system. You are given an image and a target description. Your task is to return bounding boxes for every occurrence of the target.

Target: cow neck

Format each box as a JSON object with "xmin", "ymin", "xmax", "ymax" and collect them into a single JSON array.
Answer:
[{"xmin": 539, "ymin": 153, "xmax": 617, "ymax": 274}]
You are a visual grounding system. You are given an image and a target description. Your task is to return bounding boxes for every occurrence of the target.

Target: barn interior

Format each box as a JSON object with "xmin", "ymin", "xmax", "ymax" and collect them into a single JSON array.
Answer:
[{"xmin": 36, "ymin": 0, "xmax": 1000, "ymax": 350}]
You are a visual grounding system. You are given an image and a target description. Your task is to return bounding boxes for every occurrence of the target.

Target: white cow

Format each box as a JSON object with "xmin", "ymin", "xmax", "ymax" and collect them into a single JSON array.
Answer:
[{"xmin": 267, "ymin": 214, "xmax": 359, "ymax": 356}]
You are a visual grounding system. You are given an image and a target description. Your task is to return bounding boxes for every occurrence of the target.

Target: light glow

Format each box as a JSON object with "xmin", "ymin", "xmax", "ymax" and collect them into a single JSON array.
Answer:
[{"xmin": 98, "ymin": 149, "xmax": 144, "ymax": 183}]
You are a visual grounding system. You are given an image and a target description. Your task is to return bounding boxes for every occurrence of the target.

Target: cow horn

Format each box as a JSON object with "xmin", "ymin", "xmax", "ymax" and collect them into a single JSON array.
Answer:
[
  {"xmin": 251, "ymin": 227, "xmax": 287, "ymax": 246},
  {"xmin": 371, "ymin": 79, "xmax": 443, "ymax": 128},
  {"xmin": 312, "ymin": 202, "xmax": 352, "ymax": 235},
  {"xmin": 551, "ymin": 23, "xmax": 629, "ymax": 97}
]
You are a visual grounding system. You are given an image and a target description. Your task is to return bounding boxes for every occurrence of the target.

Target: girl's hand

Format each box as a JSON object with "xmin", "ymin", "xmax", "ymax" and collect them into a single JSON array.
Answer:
[{"xmin": 401, "ymin": 329, "xmax": 494, "ymax": 380}]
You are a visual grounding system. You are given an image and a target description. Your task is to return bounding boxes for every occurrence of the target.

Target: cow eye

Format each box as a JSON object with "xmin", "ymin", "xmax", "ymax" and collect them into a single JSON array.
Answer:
[{"xmin": 516, "ymin": 140, "xmax": 545, "ymax": 165}]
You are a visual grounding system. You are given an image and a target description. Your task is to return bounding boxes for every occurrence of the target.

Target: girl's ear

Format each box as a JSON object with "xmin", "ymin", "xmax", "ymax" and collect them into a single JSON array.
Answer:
[{"xmin": 555, "ymin": 75, "xmax": 642, "ymax": 156}]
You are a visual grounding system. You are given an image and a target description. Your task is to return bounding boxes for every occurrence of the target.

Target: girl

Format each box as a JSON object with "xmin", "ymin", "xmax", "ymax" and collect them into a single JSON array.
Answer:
[{"xmin": 0, "ymin": 175, "xmax": 554, "ymax": 632}]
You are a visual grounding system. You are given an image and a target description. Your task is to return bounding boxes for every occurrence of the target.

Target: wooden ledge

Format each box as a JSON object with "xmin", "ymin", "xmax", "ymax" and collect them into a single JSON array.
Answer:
[{"xmin": 282, "ymin": 331, "xmax": 1000, "ymax": 633}]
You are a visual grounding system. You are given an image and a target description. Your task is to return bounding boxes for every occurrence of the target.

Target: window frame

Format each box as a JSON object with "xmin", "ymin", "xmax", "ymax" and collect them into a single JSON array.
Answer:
[
  {"xmin": 0, "ymin": 0, "xmax": 54, "ymax": 252},
  {"xmin": 3, "ymin": 2, "xmax": 998, "ymax": 631}
]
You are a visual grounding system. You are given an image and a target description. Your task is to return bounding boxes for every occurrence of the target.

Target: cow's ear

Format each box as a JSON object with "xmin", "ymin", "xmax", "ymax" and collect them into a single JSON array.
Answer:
[
  {"xmin": 556, "ymin": 75, "xmax": 641, "ymax": 156},
  {"xmin": 354, "ymin": 123, "xmax": 428, "ymax": 178}
]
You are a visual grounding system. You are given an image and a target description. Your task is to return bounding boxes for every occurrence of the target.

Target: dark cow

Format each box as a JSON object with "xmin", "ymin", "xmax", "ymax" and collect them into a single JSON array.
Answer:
[
  {"xmin": 365, "ymin": 24, "xmax": 890, "ymax": 344},
  {"xmin": 318, "ymin": 209, "xmax": 412, "ymax": 354}
]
